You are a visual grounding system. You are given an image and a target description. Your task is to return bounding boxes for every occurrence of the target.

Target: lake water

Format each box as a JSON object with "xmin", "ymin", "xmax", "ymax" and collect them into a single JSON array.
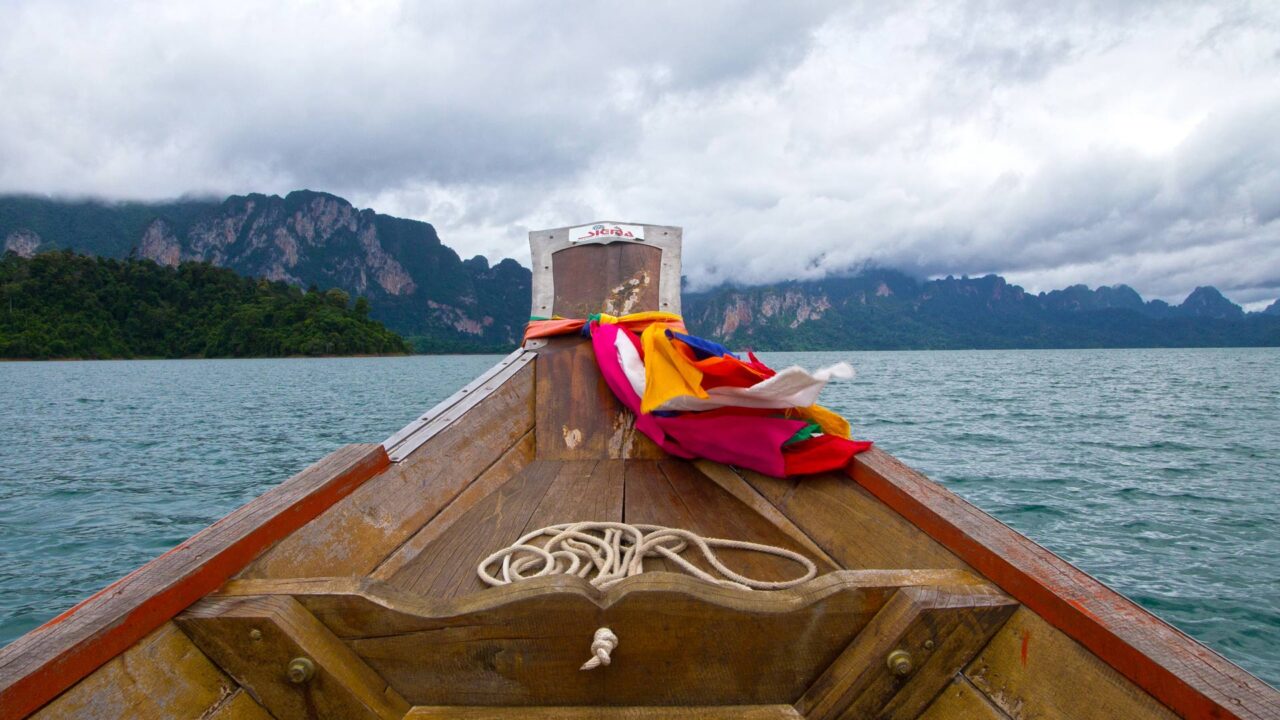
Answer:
[{"xmin": 1, "ymin": 349, "xmax": 1277, "ymax": 687}]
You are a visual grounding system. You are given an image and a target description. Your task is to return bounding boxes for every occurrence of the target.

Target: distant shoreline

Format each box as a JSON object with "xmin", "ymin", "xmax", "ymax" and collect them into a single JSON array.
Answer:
[{"xmin": 5, "ymin": 345, "xmax": 1279, "ymax": 363}]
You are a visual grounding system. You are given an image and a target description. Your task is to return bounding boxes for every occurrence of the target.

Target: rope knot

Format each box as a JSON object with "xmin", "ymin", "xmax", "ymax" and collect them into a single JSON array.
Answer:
[{"xmin": 580, "ymin": 627, "xmax": 618, "ymax": 671}]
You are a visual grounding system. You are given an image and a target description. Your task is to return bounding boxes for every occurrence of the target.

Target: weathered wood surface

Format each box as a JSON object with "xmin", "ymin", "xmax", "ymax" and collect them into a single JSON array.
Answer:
[
  {"xmin": 210, "ymin": 571, "xmax": 993, "ymax": 708},
  {"xmin": 384, "ymin": 349, "xmax": 535, "ymax": 461},
  {"xmin": 621, "ymin": 460, "xmax": 838, "ymax": 582},
  {"xmin": 372, "ymin": 430, "xmax": 537, "ymax": 581},
  {"xmin": 738, "ymin": 467, "xmax": 969, "ymax": 572},
  {"xmin": 694, "ymin": 461, "xmax": 841, "ymax": 570},
  {"xmin": 241, "ymin": 361, "xmax": 534, "ymax": 580},
  {"xmin": 918, "ymin": 676, "xmax": 1012, "ymax": 720},
  {"xmin": 177, "ymin": 594, "xmax": 410, "ymax": 720},
  {"xmin": 29, "ymin": 622, "xmax": 260, "ymax": 720},
  {"xmin": 850, "ymin": 447, "xmax": 1280, "ymax": 720},
  {"xmin": 535, "ymin": 335, "xmax": 664, "ymax": 460},
  {"xmin": 0, "ymin": 443, "xmax": 389, "ymax": 720},
  {"xmin": 522, "ymin": 459, "xmax": 626, "ymax": 533},
  {"xmin": 406, "ymin": 705, "xmax": 802, "ymax": 719},
  {"xmin": 383, "ymin": 459, "xmax": 565, "ymax": 598},
  {"xmin": 550, "ymin": 242, "xmax": 663, "ymax": 318},
  {"xmin": 203, "ymin": 689, "xmax": 277, "ymax": 720},
  {"xmin": 797, "ymin": 583, "xmax": 1017, "ymax": 720},
  {"xmin": 964, "ymin": 607, "xmax": 1179, "ymax": 720}
]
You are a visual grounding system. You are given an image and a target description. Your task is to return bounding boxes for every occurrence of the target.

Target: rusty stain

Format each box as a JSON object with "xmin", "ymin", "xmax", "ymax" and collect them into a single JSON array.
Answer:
[
  {"xmin": 562, "ymin": 425, "xmax": 583, "ymax": 449},
  {"xmin": 1020, "ymin": 627, "xmax": 1031, "ymax": 666}
]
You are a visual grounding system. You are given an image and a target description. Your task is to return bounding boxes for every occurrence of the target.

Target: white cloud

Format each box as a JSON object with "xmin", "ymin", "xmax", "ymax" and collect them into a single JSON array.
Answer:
[{"xmin": 1, "ymin": 0, "xmax": 1278, "ymax": 305}]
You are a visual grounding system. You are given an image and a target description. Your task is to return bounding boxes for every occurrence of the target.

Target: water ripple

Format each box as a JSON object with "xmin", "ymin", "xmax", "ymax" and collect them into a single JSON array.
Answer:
[{"xmin": 1, "ymin": 348, "xmax": 1278, "ymax": 687}]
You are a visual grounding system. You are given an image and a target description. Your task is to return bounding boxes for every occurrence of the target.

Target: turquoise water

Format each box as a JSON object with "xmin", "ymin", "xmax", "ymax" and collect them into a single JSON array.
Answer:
[{"xmin": 1, "ymin": 349, "xmax": 1277, "ymax": 687}]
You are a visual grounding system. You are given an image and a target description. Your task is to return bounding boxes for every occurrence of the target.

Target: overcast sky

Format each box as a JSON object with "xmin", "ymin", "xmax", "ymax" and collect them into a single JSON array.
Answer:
[{"xmin": 2, "ymin": 1, "xmax": 1278, "ymax": 307}]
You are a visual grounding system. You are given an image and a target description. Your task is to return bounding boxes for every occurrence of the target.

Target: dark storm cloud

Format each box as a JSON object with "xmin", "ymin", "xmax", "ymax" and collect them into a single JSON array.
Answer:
[{"xmin": 0, "ymin": 1, "xmax": 1277, "ymax": 307}]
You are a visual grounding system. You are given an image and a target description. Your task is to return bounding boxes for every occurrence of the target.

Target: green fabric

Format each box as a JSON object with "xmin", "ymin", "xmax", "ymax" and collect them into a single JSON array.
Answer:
[{"xmin": 784, "ymin": 422, "xmax": 822, "ymax": 446}]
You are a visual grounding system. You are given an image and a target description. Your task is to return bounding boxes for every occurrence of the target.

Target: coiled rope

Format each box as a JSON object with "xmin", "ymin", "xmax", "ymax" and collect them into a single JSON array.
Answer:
[
  {"xmin": 476, "ymin": 521, "xmax": 817, "ymax": 592},
  {"xmin": 477, "ymin": 521, "xmax": 819, "ymax": 671}
]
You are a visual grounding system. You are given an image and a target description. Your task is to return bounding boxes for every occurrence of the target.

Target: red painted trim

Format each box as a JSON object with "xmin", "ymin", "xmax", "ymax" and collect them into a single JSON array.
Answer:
[
  {"xmin": 849, "ymin": 451, "xmax": 1278, "ymax": 720},
  {"xmin": 0, "ymin": 444, "xmax": 390, "ymax": 720}
]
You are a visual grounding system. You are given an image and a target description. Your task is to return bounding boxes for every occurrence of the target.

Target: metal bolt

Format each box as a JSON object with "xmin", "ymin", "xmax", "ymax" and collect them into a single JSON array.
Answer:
[
  {"xmin": 287, "ymin": 657, "xmax": 316, "ymax": 684},
  {"xmin": 923, "ymin": 639, "xmax": 935, "ymax": 650},
  {"xmin": 886, "ymin": 649, "xmax": 913, "ymax": 677},
  {"xmin": 249, "ymin": 629, "xmax": 263, "ymax": 641}
]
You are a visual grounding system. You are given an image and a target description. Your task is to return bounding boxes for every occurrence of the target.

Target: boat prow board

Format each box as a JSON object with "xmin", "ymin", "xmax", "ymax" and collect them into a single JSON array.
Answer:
[{"xmin": 0, "ymin": 222, "xmax": 1275, "ymax": 719}]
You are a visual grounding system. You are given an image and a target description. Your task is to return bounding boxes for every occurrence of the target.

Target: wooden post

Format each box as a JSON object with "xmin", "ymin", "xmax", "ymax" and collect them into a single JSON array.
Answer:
[
  {"xmin": 528, "ymin": 221, "xmax": 681, "ymax": 461},
  {"xmin": 528, "ymin": 221, "xmax": 682, "ymax": 319}
]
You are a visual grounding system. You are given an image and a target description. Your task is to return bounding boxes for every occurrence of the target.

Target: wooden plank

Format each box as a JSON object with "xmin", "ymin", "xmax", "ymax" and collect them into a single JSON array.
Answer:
[
  {"xmin": 406, "ymin": 705, "xmax": 802, "ymax": 719},
  {"xmin": 176, "ymin": 595, "xmax": 410, "ymax": 720},
  {"xmin": 203, "ymin": 689, "xmax": 276, "ymax": 720},
  {"xmin": 241, "ymin": 361, "xmax": 534, "ymax": 580},
  {"xmin": 694, "ymin": 461, "xmax": 839, "ymax": 570},
  {"xmin": 746, "ymin": 468, "xmax": 971, "ymax": 571},
  {"xmin": 213, "ymin": 571, "xmax": 954, "ymax": 707},
  {"xmin": 550, "ymin": 241, "xmax": 663, "ymax": 318},
  {"xmin": 386, "ymin": 350, "xmax": 536, "ymax": 462},
  {"xmin": 850, "ymin": 447, "xmax": 1280, "ymax": 720},
  {"xmin": 964, "ymin": 607, "xmax": 1179, "ymax": 720},
  {"xmin": 918, "ymin": 675, "xmax": 1012, "ymax": 720},
  {"xmin": 383, "ymin": 348, "xmax": 530, "ymax": 454},
  {"xmin": 656, "ymin": 460, "xmax": 838, "ymax": 582},
  {"xmin": 29, "ymin": 622, "xmax": 237, "ymax": 720},
  {"xmin": 0, "ymin": 443, "xmax": 390, "ymax": 720},
  {"xmin": 737, "ymin": 467, "xmax": 798, "ymax": 506},
  {"xmin": 621, "ymin": 460, "xmax": 688, "ymax": 573},
  {"xmin": 372, "ymin": 429, "xmax": 536, "ymax": 581},
  {"xmin": 384, "ymin": 460, "xmax": 564, "ymax": 599},
  {"xmin": 795, "ymin": 583, "xmax": 1017, "ymax": 720},
  {"xmin": 521, "ymin": 459, "xmax": 626, "ymax": 531},
  {"xmin": 535, "ymin": 335, "xmax": 665, "ymax": 460}
]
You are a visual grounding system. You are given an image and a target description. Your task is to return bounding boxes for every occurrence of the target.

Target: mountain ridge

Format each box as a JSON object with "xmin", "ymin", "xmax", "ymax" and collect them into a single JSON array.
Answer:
[
  {"xmin": 4, "ymin": 191, "xmax": 1278, "ymax": 351},
  {"xmin": 2, "ymin": 190, "xmax": 531, "ymax": 351},
  {"xmin": 683, "ymin": 269, "xmax": 1279, "ymax": 350}
]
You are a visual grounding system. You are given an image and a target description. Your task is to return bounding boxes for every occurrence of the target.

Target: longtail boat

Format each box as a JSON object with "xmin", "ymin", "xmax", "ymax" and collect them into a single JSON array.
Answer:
[{"xmin": 1, "ymin": 222, "xmax": 1276, "ymax": 720}]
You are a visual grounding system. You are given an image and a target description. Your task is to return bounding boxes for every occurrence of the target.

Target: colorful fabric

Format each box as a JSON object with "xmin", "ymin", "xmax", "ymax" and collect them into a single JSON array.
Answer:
[
  {"xmin": 669, "ymin": 331, "xmax": 739, "ymax": 360},
  {"xmin": 524, "ymin": 311, "xmax": 684, "ymax": 342},
  {"xmin": 787, "ymin": 404, "xmax": 852, "ymax": 439},
  {"xmin": 650, "ymin": 361, "xmax": 854, "ymax": 413},
  {"xmin": 533, "ymin": 312, "xmax": 871, "ymax": 477}
]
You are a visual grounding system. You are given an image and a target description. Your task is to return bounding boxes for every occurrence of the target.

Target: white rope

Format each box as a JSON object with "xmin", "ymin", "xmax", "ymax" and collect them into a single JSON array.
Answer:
[
  {"xmin": 476, "ymin": 521, "xmax": 817, "ymax": 591},
  {"xmin": 580, "ymin": 627, "xmax": 617, "ymax": 670}
]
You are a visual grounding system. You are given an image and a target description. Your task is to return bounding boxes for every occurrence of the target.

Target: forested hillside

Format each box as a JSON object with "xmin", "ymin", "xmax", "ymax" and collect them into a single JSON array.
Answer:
[{"xmin": 0, "ymin": 252, "xmax": 410, "ymax": 359}]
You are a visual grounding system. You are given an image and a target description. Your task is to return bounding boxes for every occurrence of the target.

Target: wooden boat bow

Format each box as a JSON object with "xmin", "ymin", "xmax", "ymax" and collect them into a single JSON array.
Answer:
[{"xmin": 1, "ymin": 221, "xmax": 1276, "ymax": 719}]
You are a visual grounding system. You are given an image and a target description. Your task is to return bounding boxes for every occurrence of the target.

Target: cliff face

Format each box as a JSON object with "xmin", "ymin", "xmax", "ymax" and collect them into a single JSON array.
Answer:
[
  {"xmin": 4, "ymin": 191, "xmax": 1275, "ymax": 351},
  {"xmin": 684, "ymin": 270, "xmax": 1277, "ymax": 350},
  {"xmin": 0, "ymin": 191, "xmax": 532, "ymax": 351}
]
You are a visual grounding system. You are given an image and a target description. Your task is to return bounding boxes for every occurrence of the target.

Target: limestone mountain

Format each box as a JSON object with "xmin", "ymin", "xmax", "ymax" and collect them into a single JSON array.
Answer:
[
  {"xmin": 682, "ymin": 270, "xmax": 1280, "ymax": 350},
  {"xmin": 1, "ymin": 191, "xmax": 532, "ymax": 351},
  {"xmin": 5, "ymin": 192, "xmax": 1276, "ymax": 351}
]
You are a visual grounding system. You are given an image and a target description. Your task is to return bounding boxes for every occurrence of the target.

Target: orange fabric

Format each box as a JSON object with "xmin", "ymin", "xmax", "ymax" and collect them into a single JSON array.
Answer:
[
  {"xmin": 524, "ymin": 318, "xmax": 586, "ymax": 339},
  {"xmin": 523, "ymin": 312, "xmax": 684, "ymax": 343},
  {"xmin": 786, "ymin": 404, "xmax": 852, "ymax": 439},
  {"xmin": 671, "ymin": 338, "xmax": 775, "ymax": 389},
  {"xmin": 640, "ymin": 322, "xmax": 706, "ymax": 413}
]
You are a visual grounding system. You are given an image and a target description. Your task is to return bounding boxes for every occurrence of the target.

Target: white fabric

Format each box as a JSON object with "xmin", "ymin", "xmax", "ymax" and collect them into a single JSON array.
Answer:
[
  {"xmin": 653, "ymin": 362, "xmax": 855, "ymax": 412},
  {"xmin": 614, "ymin": 330, "xmax": 647, "ymax": 399}
]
